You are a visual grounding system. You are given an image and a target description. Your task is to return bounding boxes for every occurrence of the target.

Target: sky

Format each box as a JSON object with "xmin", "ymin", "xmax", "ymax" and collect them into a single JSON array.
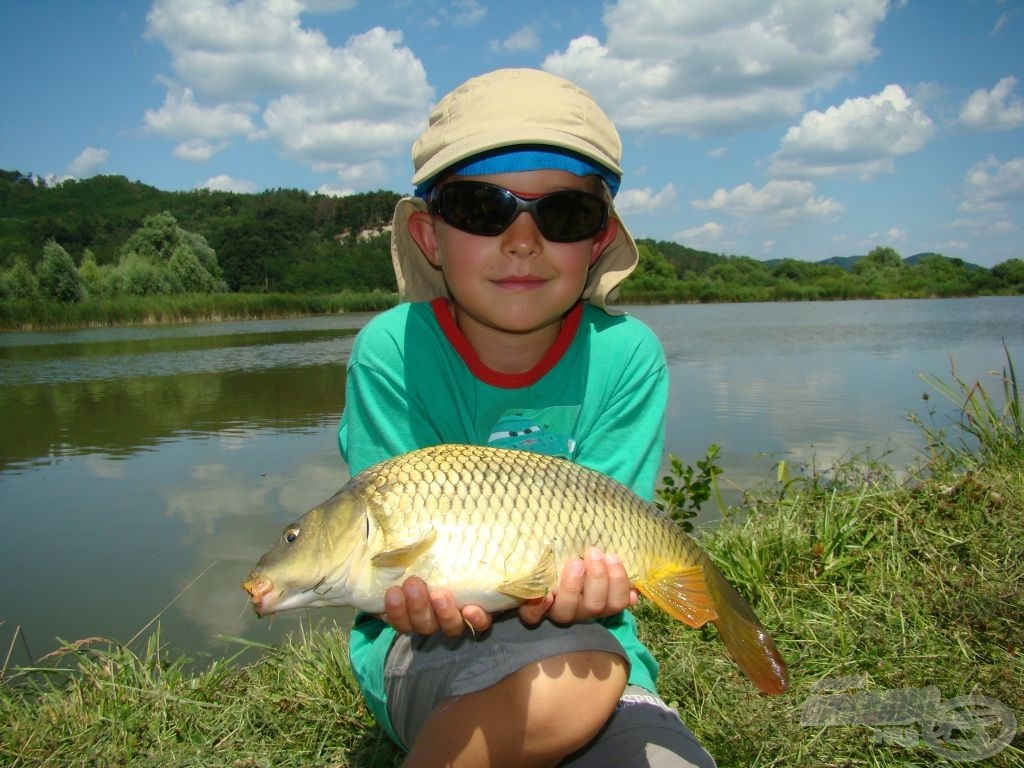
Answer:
[{"xmin": 1, "ymin": 0, "xmax": 1022, "ymax": 267}]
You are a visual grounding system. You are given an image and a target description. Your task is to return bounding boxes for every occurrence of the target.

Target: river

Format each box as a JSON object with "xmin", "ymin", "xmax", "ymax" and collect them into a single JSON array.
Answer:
[{"xmin": 1, "ymin": 297, "xmax": 1021, "ymax": 665}]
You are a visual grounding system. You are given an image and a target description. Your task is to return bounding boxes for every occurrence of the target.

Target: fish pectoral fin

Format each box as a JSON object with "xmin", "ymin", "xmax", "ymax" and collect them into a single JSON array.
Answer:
[
  {"xmin": 499, "ymin": 548, "xmax": 557, "ymax": 600},
  {"xmin": 635, "ymin": 565, "xmax": 719, "ymax": 628},
  {"xmin": 370, "ymin": 528, "xmax": 438, "ymax": 568}
]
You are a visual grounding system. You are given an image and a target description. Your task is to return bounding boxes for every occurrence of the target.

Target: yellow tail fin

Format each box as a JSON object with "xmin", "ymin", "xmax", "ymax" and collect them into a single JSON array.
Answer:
[{"xmin": 636, "ymin": 560, "xmax": 789, "ymax": 695}]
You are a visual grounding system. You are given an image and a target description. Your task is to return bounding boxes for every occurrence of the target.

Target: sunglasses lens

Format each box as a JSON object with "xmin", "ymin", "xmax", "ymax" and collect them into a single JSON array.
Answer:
[
  {"xmin": 437, "ymin": 184, "xmax": 517, "ymax": 236},
  {"xmin": 535, "ymin": 192, "xmax": 607, "ymax": 242},
  {"xmin": 433, "ymin": 183, "xmax": 607, "ymax": 242}
]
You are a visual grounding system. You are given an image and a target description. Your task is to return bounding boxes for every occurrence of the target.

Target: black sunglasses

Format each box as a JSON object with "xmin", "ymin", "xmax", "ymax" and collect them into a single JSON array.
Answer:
[{"xmin": 429, "ymin": 181, "xmax": 609, "ymax": 242}]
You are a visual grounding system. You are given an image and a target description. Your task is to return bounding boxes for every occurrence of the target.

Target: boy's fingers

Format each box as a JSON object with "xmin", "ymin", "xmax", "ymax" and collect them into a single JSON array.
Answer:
[
  {"xmin": 429, "ymin": 589, "xmax": 466, "ymax": 637},
  {"xmin": 579, "ymin": 547, "xmax": 610, "ymax": 616},
  {"xmin": 384, "ymin": 585, "xmax": 412, "ymax": 633},
  {"xmin": 546, "ymin": 557, "xmax": 585, "ymax": 624},
  {"xmin": 401, "ymin": 577, "xmax": 438, "ymax": 635},
  {"xmin": 460, "ymin": 604, "xmax": 494, "ymax": 634},
  {"xmin": 603, "ymin": 553, "xmax": 633, "ymax": 614},
  {"xmin": 518, "ymin": 594, "xmax": 554, "ymax": 625}
]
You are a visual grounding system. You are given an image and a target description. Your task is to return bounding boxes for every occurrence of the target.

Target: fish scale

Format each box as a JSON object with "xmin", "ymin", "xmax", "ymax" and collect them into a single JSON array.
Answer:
[{"xmin": 244, "ymin": 443, "xmax": 789, "ymax": 694}]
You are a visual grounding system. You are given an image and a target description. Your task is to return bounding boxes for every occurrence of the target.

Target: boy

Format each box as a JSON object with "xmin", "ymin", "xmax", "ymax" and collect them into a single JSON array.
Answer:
[{"xmin": 339, "ymin": 68, "xmax": 715, "ymax": 767}]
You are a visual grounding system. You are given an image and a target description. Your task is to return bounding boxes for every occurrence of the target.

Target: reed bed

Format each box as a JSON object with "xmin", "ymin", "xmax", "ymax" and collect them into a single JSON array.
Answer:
[{"xmin": 0, "ymin": 291, "xmax": 398, "ymax": 330}]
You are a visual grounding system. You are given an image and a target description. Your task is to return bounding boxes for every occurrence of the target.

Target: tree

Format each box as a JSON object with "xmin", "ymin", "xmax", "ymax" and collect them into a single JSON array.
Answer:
[
  {"xmin": 78, "ymin": 250, "xmax": 110, "ymax": 297},
  {"xmin": 0, "ymin": 257, "xmax": 39, "ymax": 299},
  {"xmin": 116, "ymin": 212, "xmax": 226, "ymax": 295},
  {"xmin": 36, "ymin": 240, "xmax": 84, "ymax": 303},
  {"xmin": 991, "ymin": 258, "xmax": 1024, "ymax": 289},
  {"xmin": 864, "ymin": 246, "xmax": 903, "ymax": 269},
  {"xmin": 627, "ymin": 242, "xmax": 679, "ymax": 290}
]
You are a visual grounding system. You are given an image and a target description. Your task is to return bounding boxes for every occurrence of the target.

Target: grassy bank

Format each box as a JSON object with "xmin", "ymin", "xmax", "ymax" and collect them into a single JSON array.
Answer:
[
  {"xmin": 0, "ymin": 291, "xmax": 399, "ymax": 330},
  {"xmin": 2, "ymin": 367, "xmax": 1022, "ymax": 767}
]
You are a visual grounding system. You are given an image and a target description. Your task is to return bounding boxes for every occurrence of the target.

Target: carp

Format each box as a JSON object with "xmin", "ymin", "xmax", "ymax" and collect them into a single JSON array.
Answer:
[{"xmin": 243, "ymin": 443, "xmax": 788, "ymax": 694}]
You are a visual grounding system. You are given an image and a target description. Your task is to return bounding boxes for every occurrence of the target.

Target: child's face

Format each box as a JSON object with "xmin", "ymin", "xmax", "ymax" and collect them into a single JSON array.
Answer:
[{"xmin": 409, "ymin": 169, "xmax": 618, "ymax": 339}]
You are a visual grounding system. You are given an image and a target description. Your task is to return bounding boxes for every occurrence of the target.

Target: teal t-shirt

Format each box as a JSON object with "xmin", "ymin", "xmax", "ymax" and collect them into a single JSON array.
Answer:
[{"xmin": 338, "ymin": 299, "xmax": 669, "ymax": 746}]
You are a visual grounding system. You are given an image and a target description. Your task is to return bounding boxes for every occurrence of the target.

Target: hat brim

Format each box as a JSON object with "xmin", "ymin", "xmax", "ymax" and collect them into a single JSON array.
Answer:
[{"xmin": 390, "ymin": 197, "xmax": 639, "ymax": 313}]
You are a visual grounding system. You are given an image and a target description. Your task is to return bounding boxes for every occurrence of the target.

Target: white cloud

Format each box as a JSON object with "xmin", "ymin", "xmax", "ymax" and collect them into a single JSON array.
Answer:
[
  {"xmin": 200, "ymin": 174, "xmax": 257, "ymax": 193},
  {"xmin": 615, "ymin": 183, "xmax": 678, "ymax": 214},
  {"xmin": 676, "ymin": 221, "xmax": 725, "ymax": 243},
  {"xmin": 692, "ymin": 180, "xmax": 844, "ymax": 224},
  {"xmin": 543, "ymin": 0, "xmax": 890, "ymax": 135},
  {"xmin": 301, "ymin": 0, "xmax": 358, "ymax": 12},
  {"xmin": 950, "ymin": 217, "xmax": 1017, "ymax": 234},
  {"xmin": 768, "ymin": 85, "xmax": 935, "ymax": 180},
  {"xmin": 173, "ymin": 139, "xmax": 230, "ymax": 162},
  {"xmin": 959, "ymin": 76, "xmax": 1024, "ymax": 131},
  {"xmin": 992, "ymin": 9, "xmax": 1020, "ymax": 34},
  {"xmin": 317, "ymin": 183, "xmax": 355, "ymax": 197},
  {"xmin": 144, "ymin": 1, "xmax": 434, "ymax": 186},
  {"xmin": 490, "ymin": 26, "xmax": 540, "ymax": 53},
  {"xmin": 144, "ymin": 84, "xmax": 257, "ymax": 139},
  {"xmin": 887, "ymin": 227, "xmax": 907, "ymax": 242},
  {"xmin": 67, "ymin": 146, "xmax": 110, "ymax": 177},
  {"xmin": 312, "ymin": 160, "xmax": 388, "ymax": 187},
  {"xmin": 444, "ymin": 0, "xmax": 487, "ymax": 27},
  {"xmin": 959, "ymin": 155, "xmax": 1024, "ymax": 213},
  {"xmin": 146, "ymin": 0, "xmax": 341, "ymax": 100},
  {"xmin": 257, "ymin": 26, "xmax": 433, "ymax": 168}
]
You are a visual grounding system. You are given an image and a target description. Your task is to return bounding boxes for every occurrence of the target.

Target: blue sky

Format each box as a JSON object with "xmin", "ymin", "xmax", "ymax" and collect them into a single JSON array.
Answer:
[{"xmin": 2, "ymin": 0, "xmax": 1022, "ymax": 266}]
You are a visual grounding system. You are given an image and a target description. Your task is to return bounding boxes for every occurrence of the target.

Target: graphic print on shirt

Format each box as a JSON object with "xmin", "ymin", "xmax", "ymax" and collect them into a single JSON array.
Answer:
[{"xmin": 486, "ymin": 407, "xmax": 580, "ymax": 458}]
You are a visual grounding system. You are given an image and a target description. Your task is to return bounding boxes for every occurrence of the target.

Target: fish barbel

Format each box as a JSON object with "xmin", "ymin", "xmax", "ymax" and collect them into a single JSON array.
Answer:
[{"xmin": 243, "ymin": 444, "xmax": 788, "ymax": 694}]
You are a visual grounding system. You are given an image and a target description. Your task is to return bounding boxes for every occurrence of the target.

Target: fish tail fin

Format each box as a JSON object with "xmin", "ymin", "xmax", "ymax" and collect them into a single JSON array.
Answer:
[
  {"xmin": 636, "ymin": 558, "xmax": 789, "ymax": 695},
  {"xmin": 705, "ymin": 561, "xmax": 789, "ymax": 695}
]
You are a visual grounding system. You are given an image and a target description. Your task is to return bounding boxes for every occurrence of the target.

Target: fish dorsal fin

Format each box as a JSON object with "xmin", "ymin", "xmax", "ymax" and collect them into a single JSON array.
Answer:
[
  {"xmin": 499, "ymin": 548, "xmax": 558, "ymax": 600},
  {"xmin": 370, "ymin": 528, "xmax": 438, "ymax": 568},
  {"xmin": 635, "ymin": 565, "xmax": 719, "ymax": 628}
]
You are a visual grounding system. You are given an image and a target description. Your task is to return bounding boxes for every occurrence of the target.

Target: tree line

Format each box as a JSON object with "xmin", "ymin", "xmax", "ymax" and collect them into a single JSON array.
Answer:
[{"xmin": 1, "ymin": 169, "xmax": 1022, "ymax": 306}]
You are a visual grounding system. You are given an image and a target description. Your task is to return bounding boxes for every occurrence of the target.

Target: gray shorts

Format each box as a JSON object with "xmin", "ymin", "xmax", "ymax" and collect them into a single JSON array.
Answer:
[{"xmin": 384, "ymin": 611, "xmax": 716, "ymax": 767}]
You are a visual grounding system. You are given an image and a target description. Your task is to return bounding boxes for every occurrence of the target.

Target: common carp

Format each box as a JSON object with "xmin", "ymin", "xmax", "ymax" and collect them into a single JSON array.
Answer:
[{"xmin": 243, "ymin": 444, "xmax": 789, "ymax": 694}]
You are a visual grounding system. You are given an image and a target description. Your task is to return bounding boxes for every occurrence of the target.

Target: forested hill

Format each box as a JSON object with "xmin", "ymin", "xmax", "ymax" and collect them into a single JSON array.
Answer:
[
  {"xmin": 2, "ymin": 170, "xmax": 1023, "ymax": 301},
  {"xmin": 0, "ymin": 170, "xmax": 402, "ymax": 293}
]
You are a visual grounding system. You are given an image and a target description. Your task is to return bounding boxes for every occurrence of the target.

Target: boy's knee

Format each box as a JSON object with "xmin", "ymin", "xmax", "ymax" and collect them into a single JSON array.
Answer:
[
  {"xmin": 407, "ymin": 650, "xmax": 628, "ymax": 766},
  {"xmin": 523, "ymin": 651, "xmax": 629, "ymax": 757}
]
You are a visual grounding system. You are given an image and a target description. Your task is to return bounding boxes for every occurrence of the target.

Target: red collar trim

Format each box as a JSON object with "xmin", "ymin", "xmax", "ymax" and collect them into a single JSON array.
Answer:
[{"xmin": 430, "ymin": 298, "xmax": 583, "ymax": 389}]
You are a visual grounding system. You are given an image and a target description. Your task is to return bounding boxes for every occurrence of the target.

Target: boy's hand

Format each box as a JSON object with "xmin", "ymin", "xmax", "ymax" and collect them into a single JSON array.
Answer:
[
  {"xmin": 383, "ymin": 577, "xmax": 492, "ymax": 637},
  {"xmin": 519, "ymin": 547, "xmax": 638, "ymax": 626}
]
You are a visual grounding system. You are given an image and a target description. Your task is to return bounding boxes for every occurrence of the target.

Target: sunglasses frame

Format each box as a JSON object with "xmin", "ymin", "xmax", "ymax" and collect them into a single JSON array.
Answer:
[{"xmin": 428, "ymin": 181, "xmax": 610, "ymax": 243}]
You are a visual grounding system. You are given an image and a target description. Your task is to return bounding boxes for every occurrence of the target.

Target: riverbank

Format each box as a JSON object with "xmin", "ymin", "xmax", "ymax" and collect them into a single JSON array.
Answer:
[
  {"xmin": 5, "ymin": 287, "xmax": 1024, "ymax": 332},
  {"xmin": 0, "ymin": 291, "xmax": 398, "ymax": 331},
  {"xmin": 2, "ymin": 364, "xmax": 1022, "ymax": 767}
]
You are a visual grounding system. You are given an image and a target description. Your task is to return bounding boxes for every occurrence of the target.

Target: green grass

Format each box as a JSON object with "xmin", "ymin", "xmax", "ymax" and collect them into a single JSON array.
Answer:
[{"xmin": 2, "ymin": 356, "xmax": 1022, "ymax": 767}]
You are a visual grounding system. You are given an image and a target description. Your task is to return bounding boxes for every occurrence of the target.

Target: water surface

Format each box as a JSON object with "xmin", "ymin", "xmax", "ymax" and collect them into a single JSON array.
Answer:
[{"xmin": 1, "ymin": 297, "xmax": 1021, "ymax": 665}]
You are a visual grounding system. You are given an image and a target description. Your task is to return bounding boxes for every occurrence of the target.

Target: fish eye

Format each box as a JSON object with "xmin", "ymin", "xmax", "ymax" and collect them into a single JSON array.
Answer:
[{"xmin": 284, "ymin": 526, "xmax": 300, "ymax": 543}]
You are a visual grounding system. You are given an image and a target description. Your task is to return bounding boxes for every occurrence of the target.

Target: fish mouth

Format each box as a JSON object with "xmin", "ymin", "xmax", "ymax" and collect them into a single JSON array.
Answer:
[
  {"xmin": 242, "ymin": 573, "xmax": 279, "ymax": 617},
  {"xmin": 242, "ymin": 573, "xmax": 329, "ymax": 616}
]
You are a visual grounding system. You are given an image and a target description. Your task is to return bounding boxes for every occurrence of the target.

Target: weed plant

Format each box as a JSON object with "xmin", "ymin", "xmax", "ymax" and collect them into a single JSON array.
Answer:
[{"xmin": 2, "ymin": 355, "xmax": 1022, "ymax": 767}]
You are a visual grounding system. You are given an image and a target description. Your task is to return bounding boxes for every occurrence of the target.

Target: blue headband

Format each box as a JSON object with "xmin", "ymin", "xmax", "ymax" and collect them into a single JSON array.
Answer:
[{"xmin": 415, "ymin": 146, "xmax": 621, "ymax": 199}]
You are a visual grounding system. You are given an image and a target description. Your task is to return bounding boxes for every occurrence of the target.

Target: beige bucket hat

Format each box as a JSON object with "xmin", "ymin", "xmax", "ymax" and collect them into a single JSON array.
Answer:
[{"xmin": 391, "ymin": 68, "xmax": 639, "ymax": 311}]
